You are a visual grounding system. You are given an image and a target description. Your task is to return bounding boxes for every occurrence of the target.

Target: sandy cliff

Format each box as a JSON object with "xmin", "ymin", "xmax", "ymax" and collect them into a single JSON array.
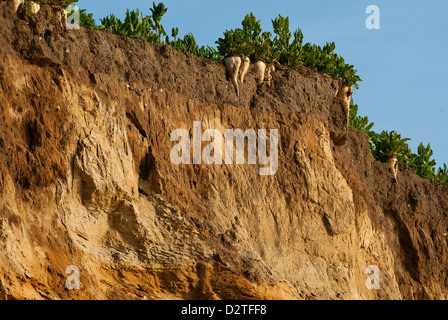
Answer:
[{"xmin": 0, "ymin": 2, "xmax": 447, "ymax": 300}]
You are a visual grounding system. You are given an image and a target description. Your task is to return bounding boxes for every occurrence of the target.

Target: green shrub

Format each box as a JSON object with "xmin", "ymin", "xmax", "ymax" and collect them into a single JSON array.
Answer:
[
  {"xmin": 348, "ymin": 105, "xmax": 447, "ymax": 185},
  {"xmin": 99, "ymin": 4, "xmax": 168, "ymax": 44},
  {"xmin": 349, "ymin": 103, "xmax": 375, "ymax": 140},
  {"xmin": 397, "ymin": 143, "xmax": 413, "ymax": 166},
  {"xmin": 371, "ymin": 130, "xmax": 410, "ymax": 163},
  {"xmin": 65, "ymin": 4, "xmax": 96, "ymax": 28},
  {"xmin": 272, "ymin": 15, "xmax": 303, "ymax": 66},
  {"xmin": 434, "ymin": 164, "xmax": 448, "ymax": 186},
  {"xmin": 216, "ymin": 13, "xmax": 362, "ymax": 88},
  {"xmin": 79, "ymin": 9, "xmax": 96, "ymax": 28},
  {"xmin": 216, "ymin": 13, "xmax": 273, "ymax": 61},
  {"xmin": 407, "ymin": 143, "xmax": 437, "ymax": 180},
  {"xmin": 97, "ymin": 3, "xmax": 219, "ymax": 60},
  {"xmin": 302, "ymin": 42, "xmax": 361, "ymax": 88},
  {"xmin": 362, "ymin": 124, "xmax": 447, "ymax": 185},
  {"xmin": 171, "ymin": 32, "xmax": 219, "ymax": 60}
]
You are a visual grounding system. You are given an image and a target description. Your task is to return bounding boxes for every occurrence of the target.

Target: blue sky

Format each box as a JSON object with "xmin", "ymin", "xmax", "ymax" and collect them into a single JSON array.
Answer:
[{"xmin": 77, "ymin": 0, "xmax": 448, "ymax": 166}]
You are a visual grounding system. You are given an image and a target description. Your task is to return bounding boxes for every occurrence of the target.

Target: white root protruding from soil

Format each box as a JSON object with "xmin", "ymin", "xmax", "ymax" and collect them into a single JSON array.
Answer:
[
  {"xmin": 335, "ymin": 84, "xmax": 353, "ymax": 124},
  {"xmin": 254, "ymin": 60, "xmax": 266, "ymax": 85},
  {"xmin": 239, "ymin": 56, "xmax": 250, "ymax": 83},
  {"xmin": 7, "ymin": 0, "xmax": 24, "ymax": 12},
  {"xmin": 25, "ymin": 1, "xmax": 40, "ymax": 15},
  {"xmin": 224, "ymin": 56, "xmax": 242, "ymax": 96},
  {"xmin": 265, "ymin": 64, "xmax": 275, "ymax": 87},
  {"xmin": 387, "ymin": 157, "xmax": 398, "ymax": 181}
]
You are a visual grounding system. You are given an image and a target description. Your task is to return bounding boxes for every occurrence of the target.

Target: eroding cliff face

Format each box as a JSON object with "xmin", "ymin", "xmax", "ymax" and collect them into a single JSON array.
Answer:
[{"xmin": 0, "ymin": 2, "xmax": 447, "ymax": 300}]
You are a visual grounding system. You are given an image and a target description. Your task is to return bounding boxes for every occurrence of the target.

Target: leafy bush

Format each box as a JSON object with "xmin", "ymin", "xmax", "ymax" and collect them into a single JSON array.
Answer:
[
  {"xmin": 216, "ymin": 28, "xmax": 245, "ymax": 57},
  {"xmin": 216, "ymin": 13, "xmax": 361, "ymax": 87},
  {"xmin": 95, "ymin": 3, "xmax": 219, "ymax": 60},
  {"xmin": 371, "ymin": 130, "xmax": 410, "ymax": 163},
  {"xmin": 349, "ymin": 103, "xmax": 375, "ymax": 139},
  {"xmin": 350, "ymin": 105, "xmax": 448, "ymax": 185},
  {"xmin": 64, "ymin": 6, "xmax": 96, "ymax": 28},
  {"xmin": 434, "ymin": 164, "xmax": 448, "ymax": 186},
  {"xmin": 302, "ymin": 42, "xmax": 361, "ymax": 88},
  {"xmin": 99, "ymin": 4, "xmax": 168, "ymax": 44},
  {"xmin": 407, "ymin": 143, "xmax": 437, "ymax": 180},
  {"xmin": 79, "ymin": 9, "xmax": 96, "ymax": 28},
  {"xmin": 272, "ymin": 15, "xmax": 303, "ymax": 66},
  {"xmin": 216, "ymin": 13, "xmax": 273, "ymax": 61},
  {"xmin": 171, "ymin": 32, "xmax": 220, "ymax": 60}
]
